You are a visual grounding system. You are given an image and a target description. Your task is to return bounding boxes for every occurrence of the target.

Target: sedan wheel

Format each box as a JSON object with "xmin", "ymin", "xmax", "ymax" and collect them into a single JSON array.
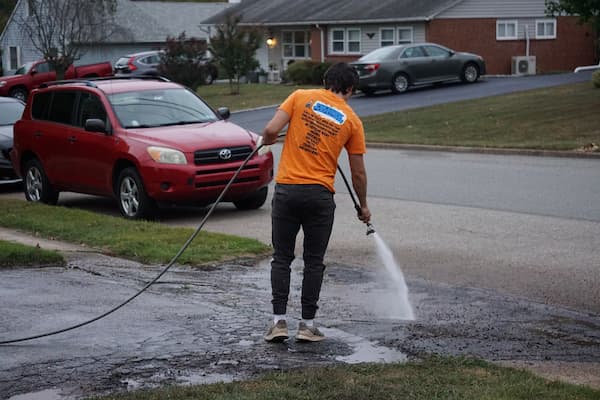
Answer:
[
  {"xmin": 24, "ymin": 159, "xmax": 59, "ymax": 205},
  {"xmin": 391, "ymin": 73, "xmax": 409, "ymax": 94},
  {"xmin": 461, "ymin": 63, "xmax": 480, "ymax": 83},
  {"xmin": 117, "ymin": 167, "xmax": 156, "ymax": 219}
]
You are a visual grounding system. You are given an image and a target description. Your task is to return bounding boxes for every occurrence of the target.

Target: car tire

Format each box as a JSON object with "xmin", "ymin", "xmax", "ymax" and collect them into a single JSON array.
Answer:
[
  {"xmin": 461, "ymin": 63, "xmax": 480, "ymax": 83},
  {"xmin": 361, "ymin": 88, "xmax": 375, "ymax": 96},
  {"xmin": 233, "ymin": 186, "xmax": 268, "ymax": 210},
  {"xmin": 9, "ymin": 87, "xmax": 28, "ymax": 102},
  {"xmin": 116, "ymin": 167, "xmax": 156, "ymax": 219},
  {"xmin": 23, "ymin": 159, "xmax": 59, "ymax": 205},
  {"xmin": 391, "ymin": 73, "xmax": 409, "ymax": 94}
]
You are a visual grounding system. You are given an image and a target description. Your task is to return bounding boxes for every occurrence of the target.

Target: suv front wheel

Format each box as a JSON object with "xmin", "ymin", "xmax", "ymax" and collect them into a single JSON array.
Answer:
[
  {"xmin": 117, "ymin": 167, "xmax": 156, "ymax": 219},
  {"xmin": 24, "ymin": 159, "xmax": 59, "ymax": 205}
]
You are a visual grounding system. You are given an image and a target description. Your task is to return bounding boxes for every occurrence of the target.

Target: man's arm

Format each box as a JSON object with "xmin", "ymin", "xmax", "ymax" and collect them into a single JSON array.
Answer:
[
  {"xmin": 262, "ymin": 109, "xmax": 290, "ymax": 145},
  {"xmin": 348, "ymin": 153, "xmax": 371, "ymax": 223}
]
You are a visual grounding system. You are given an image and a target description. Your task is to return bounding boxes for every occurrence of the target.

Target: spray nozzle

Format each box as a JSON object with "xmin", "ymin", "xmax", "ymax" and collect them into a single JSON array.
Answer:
[{"xmin": 366, "ymin": 223, "xmax": 375, "ymax": 236}]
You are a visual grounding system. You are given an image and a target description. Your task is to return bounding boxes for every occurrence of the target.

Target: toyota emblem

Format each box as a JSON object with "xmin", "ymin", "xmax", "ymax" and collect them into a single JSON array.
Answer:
[{"xmin": 219, "ymin": 148, "xmax": 232, "ymax": 160}]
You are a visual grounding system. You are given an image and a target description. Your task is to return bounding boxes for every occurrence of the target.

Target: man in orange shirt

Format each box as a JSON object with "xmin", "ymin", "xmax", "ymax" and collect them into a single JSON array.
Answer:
[{"xmin": 262, "ymin": 62, "xmax": 371, "ymax": 342}]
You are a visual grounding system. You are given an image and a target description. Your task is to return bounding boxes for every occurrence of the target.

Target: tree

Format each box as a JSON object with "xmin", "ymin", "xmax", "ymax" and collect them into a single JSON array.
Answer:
[
  {"xmin": 546, "ymin": 0, "xmax": 600, "ymax": 55},
  {"xmin": 159, "ymin": 32, "xmax": 213, "ymax": 89},
  {"xmin": 209, "ymin": 12, "xmax": 260, "ymax": 94},
  {"xmin": 18, "ymin": 0, "xmax": 117, "ymax": 80}
]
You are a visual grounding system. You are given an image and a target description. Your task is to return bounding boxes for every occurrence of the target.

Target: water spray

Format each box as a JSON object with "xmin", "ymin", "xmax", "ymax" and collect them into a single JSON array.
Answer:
[{"xmin": 337, "ymin": 164, "xmax": 415, "ymax": 320}]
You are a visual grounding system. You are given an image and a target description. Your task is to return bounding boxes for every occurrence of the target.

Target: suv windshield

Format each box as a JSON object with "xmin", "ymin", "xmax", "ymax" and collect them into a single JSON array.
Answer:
[
  {"xmin": 0, "ymin": 102, "xmax": 25, "ymax": 125},
  {"xmin": 108, "ymin": 88, "xmax": 219, "ymax": 128},
  {"xmin": 14, "ymin": 62, "xmax": 35, "ymax": 75}
]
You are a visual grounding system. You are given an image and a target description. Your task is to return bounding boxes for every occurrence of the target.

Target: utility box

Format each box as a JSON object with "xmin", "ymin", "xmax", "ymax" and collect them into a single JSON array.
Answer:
[{"xmin": 512, "ymin": 56, "xmax": 536, "ymax": 76}]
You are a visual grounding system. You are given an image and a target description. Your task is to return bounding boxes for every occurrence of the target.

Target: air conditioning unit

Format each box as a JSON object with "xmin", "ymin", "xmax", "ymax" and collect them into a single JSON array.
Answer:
[{"xmin": 512, "ymin": 56, "xmax": 536, "ymax": 76}]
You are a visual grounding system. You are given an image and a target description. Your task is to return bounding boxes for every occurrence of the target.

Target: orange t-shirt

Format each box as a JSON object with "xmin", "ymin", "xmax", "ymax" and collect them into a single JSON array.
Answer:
[{"xmin": 276, "ymin": 89, "xmax": 366, "ymax": 192}]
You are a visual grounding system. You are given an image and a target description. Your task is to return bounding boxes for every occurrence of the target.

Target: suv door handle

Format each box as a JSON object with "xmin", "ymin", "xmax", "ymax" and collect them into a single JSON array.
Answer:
[
  {"xmin": 34, "ymin": 131, "xmax": 43, "ymax": 138},
  {"xmin": 68, "ymin": 136, "xmax": 77, "ymax": 144}
]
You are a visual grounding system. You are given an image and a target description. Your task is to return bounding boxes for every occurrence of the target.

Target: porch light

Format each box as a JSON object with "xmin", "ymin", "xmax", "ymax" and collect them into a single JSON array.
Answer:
[{"xmin": 266, "ymin": 37, "xmax": 277, "ymax": 48}]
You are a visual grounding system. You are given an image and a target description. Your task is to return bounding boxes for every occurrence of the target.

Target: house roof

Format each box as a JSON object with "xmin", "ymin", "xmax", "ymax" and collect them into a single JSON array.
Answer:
[
  {"xmin": 109, "ymin": 0, "xmax": 233, "ymax": 43},
  {"xmin": 202, "ymin": 0, "xmax": 464, "ymax": 26},
  {"xmin": 0, "ymin": 0, "xmax": 232, "ymax": 44}
]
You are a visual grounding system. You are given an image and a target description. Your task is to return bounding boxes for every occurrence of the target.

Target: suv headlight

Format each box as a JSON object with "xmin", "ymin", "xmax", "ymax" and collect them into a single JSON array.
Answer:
[
  {"xmin": 147, "ymin": 146, "xmax": 187, "ymax": 164},
  {"xmin": 256, "ymin": 136, "xmax": 271, "ymax": 156}
]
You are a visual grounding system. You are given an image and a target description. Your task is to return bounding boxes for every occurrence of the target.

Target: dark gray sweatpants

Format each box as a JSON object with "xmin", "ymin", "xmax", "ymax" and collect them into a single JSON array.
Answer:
[{"xmin": 270, "ymin": 183, "xmax": 335, "ymax": 319}]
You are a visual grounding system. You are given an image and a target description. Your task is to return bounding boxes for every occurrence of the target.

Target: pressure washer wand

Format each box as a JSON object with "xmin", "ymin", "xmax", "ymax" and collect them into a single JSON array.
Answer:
[{"xmin": 337, "ymin": 164, "xmax": 375, "ymax": 236}]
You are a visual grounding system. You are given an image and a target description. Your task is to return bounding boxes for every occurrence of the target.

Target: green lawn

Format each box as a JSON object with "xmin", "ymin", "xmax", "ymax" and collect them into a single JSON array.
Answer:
[
  {"xmin": 362, "ymin": 82, "xmax": 600, "ymax": 151},
  {"xmin": 197, "ymin": 83, "xmax": 318, "ymax": 111},
  {"xmin": 0, "ymin": 240, "xmax": 64, "ymax": 267},
  {"xmin": 0, "ymin": 199, "xmax": 269, "ymax": 266},
  {"xmin": 89, "ymin": 357, "xmax": 599, "ymax": 400},
  {"xmin": 200, "ymin": 81, "xmax": 599, "ymax": 151}
]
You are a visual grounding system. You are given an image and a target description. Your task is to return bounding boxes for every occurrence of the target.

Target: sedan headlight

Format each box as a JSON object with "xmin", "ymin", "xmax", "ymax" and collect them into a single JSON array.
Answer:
[
  {"xmin": 147, "ymin": 146, "xmax": 187, "ymax": 164},
  {"xmin": 256, "ymin": 136, "xmax": 272, "ymax": 156},
  {"xmin": 0, "ymin": 81, "xmax": 6, "ymax": 87}
]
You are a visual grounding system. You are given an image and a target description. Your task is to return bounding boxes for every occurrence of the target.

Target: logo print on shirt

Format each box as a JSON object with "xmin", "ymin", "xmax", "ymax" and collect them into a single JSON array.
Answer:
[{"xmin": 312, "ymin": 101, "xmax": 346, "ymax": 125}]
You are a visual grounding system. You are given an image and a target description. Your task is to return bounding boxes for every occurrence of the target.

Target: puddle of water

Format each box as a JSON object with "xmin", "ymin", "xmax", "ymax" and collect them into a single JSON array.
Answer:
[
  {"xmin": 8, "ymin": 389, "xmax": 66, "ymax": 400},
  {"xmin": 325, "ymin": 328, "xmax": 407, "ymax": 364}
]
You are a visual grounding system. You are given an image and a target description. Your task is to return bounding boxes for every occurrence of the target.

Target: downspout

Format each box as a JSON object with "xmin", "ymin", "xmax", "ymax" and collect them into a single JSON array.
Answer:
[
  {"xmin": 525, "ymin": 24, "xmax": 530, "ymax": 57},
  {"xmin": 316, "ymin": 24, "xmax": 324, "ymax": 62}
]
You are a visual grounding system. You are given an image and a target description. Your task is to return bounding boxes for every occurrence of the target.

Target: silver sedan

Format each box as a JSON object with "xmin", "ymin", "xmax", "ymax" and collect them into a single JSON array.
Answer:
[{"xmin": 351, "ymin": 43, "xmax": 486, "ymax": 95}]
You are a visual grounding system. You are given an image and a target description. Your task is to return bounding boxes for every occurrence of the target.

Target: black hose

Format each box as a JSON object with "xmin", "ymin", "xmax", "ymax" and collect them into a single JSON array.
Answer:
[{"xmin": 0, "ymin": 141, "xmax": 268, "ymax": 345}]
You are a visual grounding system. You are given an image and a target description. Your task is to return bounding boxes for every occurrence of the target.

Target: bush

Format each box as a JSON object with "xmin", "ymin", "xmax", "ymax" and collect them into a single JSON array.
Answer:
[
  {"xmin": 286, "ymin": 61, "xmax": 332, "ymax": 85},
  {"xmin": 159, "ymin": 32, "xmax": 212, "ymax": 90},
  {"xmin": 592, "ymin": 69, "xmax": 600, "ymax": 89}
]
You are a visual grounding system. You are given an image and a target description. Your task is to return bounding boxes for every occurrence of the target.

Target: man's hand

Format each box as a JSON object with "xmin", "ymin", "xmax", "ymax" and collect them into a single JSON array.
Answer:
[{"xmin": 358, "ymin": 206, "xmax": 371, "ymax": 224}]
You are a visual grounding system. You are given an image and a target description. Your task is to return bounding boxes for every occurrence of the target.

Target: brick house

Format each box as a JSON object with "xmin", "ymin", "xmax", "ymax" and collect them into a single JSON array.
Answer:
[{"xmin": 203, "ymin": 0, "xmax": 598, "ymax": 75}]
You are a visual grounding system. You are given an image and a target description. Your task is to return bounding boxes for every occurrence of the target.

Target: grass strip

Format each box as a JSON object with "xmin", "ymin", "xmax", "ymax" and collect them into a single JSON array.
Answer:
[
  {"xmin": 362, "ymin": 82, "xmax": 600, "ymax": 150},
  {"xmin": 0, "ymin": 240, "xmax": 64, "ymax": 268},
  {"xmin": 0, "ymin": 199, "xmax": 270, "ymax": 266},
  {"xmin": 197, "ymin": 83, "xmax": 318, "ymax": 111},
  {"xmin": 89, "ymin": 357, "xmax": 600, "ymax": 400}
]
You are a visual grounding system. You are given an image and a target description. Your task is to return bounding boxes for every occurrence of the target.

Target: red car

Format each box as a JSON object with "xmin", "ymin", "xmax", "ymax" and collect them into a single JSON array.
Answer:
[
  {"xmin": 0, "ymin": 59, "xmax": 113, "ymax": 101},
  {"xmin": 11, "ymin": 77, "xmax": 273, "ymax": 219}
]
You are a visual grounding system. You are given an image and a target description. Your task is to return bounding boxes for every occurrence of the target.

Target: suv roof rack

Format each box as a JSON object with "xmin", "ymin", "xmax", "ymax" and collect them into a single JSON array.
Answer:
[
  {"xmin": 39, "ymin": 75, "xmax": 171, "ymax": 89},
  {"xmin": 39, "ymin": 80, "xmax": 99, "ymax": 89},
  {"xmin": 91, "ymin": 75, "xmax": 171, "ymax": 83}
]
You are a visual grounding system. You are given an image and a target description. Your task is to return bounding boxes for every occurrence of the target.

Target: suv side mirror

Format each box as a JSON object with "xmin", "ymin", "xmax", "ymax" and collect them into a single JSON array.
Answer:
[
  {"xmin": 85, "ymin": 118, "xmax": 108, "ymax": 133},
  {"xmin": 217, "ymin": 107, "xmax": 230, "ymax": 120}
]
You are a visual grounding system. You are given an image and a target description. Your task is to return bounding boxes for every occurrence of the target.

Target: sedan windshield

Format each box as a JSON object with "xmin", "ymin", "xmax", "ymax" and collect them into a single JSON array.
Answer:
[
  {"xmin": 0, "ymin": 102, "xmax": 25, "ymax": 125},
  {"xmin": 358, "ymin": 46, "xmax": 402, "ymax": 62},
  {"xmin": 108, "ymin": 88, "xmax": 219, "ymax": 128}
]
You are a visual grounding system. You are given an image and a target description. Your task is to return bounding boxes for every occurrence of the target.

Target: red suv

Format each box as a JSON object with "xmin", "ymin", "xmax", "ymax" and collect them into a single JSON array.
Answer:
[{"xmin": 11, "ymin": 77, "xmax": 273, "ymax": 219}]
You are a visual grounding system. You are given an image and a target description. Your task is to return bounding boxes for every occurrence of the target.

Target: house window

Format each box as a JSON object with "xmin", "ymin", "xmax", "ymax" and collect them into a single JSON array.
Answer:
[
  {"xmin": 397, "ymin": 27, "xmax": 413, "ymax": 44},
  {"xmin": 536, "ymin": 19, "xmax": 556, "ymax": 39},
  {"xmin": 9, "ymin": 46, "xmax": 20, "ymax": 70},
  {"xmin": 331, "ymin": 29, "xmax": 345, "ymax": 52},
  {"xmin": 282, "ymin": 30, "xmax": 309, "ymax": 59},
  {"xmin": 497, "ymin": 20, "xmax": 518, "ymax": 40},
  {"xmin": 330, "ymin": 28, "xmax": 361, "ymax": 54},
  {"xmin": 380, "ymin": 28, "xmax": 395, "ymax": 47}
]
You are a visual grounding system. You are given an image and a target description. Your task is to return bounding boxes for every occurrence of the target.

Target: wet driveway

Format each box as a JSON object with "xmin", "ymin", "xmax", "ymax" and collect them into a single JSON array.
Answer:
[{"xmin": 1, "ymin": 249, "xmax": 599, "ymax": 399}]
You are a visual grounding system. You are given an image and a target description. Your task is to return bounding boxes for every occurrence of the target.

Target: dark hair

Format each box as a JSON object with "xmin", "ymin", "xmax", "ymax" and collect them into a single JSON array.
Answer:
[{"xmin": 324, "ymin": 62, "xmax": 359, "ymax": 94}]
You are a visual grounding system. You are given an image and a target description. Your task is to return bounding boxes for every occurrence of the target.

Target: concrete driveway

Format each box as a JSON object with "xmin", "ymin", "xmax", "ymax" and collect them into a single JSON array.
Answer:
[{"xmin": 1, "ymin": 177, "xmax": 599, "ymax": 398}]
